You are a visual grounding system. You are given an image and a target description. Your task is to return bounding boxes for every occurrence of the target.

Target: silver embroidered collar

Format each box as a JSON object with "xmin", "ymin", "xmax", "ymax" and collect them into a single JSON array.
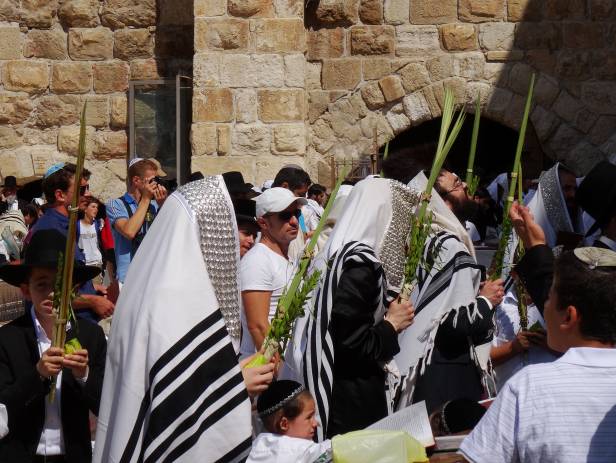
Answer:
[
  {"xmin": 176, "ymin": 176, "xmax": 242, "ymax": 340},
  {"xmin": 540, "ymin": 163, "xmax": 574, "ymax": 235},
  {"xmin": 380, "ymin": 180, "xmax": 421, "ymax": 290}
]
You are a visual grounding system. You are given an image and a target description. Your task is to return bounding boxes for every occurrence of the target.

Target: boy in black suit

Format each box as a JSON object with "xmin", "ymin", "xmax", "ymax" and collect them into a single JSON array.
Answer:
[{"xmin": 0, "ymin": 229, "xmax": 107, "ymax": 463}]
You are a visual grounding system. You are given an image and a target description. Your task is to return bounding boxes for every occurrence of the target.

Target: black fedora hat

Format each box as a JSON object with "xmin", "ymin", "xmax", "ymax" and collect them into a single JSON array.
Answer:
[
  {"xmin": 0, "ymin": 229, "xmax": 101, "ymax": 287},
  {"xmin": 232, "ymin": 199, "xmax": 258, "ymax": 232},
  {"xmin": 223, "ymin": 171, "xmax": 252, "ymax": 195},
  {"xmin": 2, "ymin": 175, "xmax": 17, "ymax": 189},
  {"xmin": 576, "ymin": 160, "xmax": 616, "ymax": 236}
]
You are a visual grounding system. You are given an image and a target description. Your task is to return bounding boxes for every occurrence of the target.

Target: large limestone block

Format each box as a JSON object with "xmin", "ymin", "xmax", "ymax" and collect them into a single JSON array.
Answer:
[
  {"xmin": 395, "ymin": 25, "xmax": 439, "ymax": 57},
  {"xmin": 24, "ymin": 28, "xmax": 68, "ymax": 60},
  {"xmin": 191, "ymin": 123, "xmax": 218, "ymax": 156},
  {"xmin": 507, "ymin": 0, "xmax": 542, "ymax": 21},
  {"xmin": 193, "ymin": 89, "xmax": 234, "ymax": 122},
  {"xmin": 254, "ymin": 19, "xmax": 305, "ymax": 53},
  {"xmin": 315, "ymin": 0, "xmax": 360, "ymax": 25},
  {"xmin": 398, "ymin": 62, "xmax": 431, "ymax": 92},
  {"xmin": 0, "ymin": 127, "xmax": 22, "ymax": 149},
  {"xmin": 563, "ymin": 23, "xmax": 604, "ymax": 49},
  {"xmin": 0, "ymin": 0, "xmax": 19, "ymax": 22},
  {"xmin": 350, "ymin": 26, "xmax": 395, "ymax": 55},
  {"xmin": 110, "ymin": 95, "xmax": 127, "ymax": 128},
  {"xmin": 114, "ymin": 28, "xmax": 154, "ymax": 60},
  {"xmin": 59, "ymin": 0, "xmax": 100, "ymax": 27},
  {"xmin": 21, "ymin": 0, "xmax": 58, "ymax": 28},
  {"xmin": 93, "ymin": 130, "xmax": 128, "ymax": 159},
  {"xmin": 544, "ymin": 0, "xmax": 585, "ymax": 20},
  {"xmin": 232, "ymin": 124, "xmax": 271, "ymax": 156},
  {"xmin": 0, "ymin": 26, "xmax": 23, "ymax": 60},
  {"xmin": 195, "ymin": 0, "xmax": 226, "ymax": 17},
  {"xmin": 220, "ymin": 54, "xmax": 284, "ymax": 87},
  {"xmin": 272, "ymin": 124, "xmax": 306, "ymax": 155},
  {"xmin": 359, "ymin": 0, "xmax": 383, "ymax": 24},
  {"xmin": 322, "ymin": 59, "xmax": 361, "ymax": 90},
  {"xmin": 379, "ymin": 75, "xmax": 405, "ymax": 102},
  {"xmin": 361, "ymin": 81, "xmax": 386, "ymax": 109},
  {"xmin": 410, "ymin": 0, "xmax": 457, "ymax": 24},
  {"xmin": 0, "ymin": 93, "xmax": 34, "ymax": 124},
  {"xmin": 93, "ymin": 62, "xmax": 129, "ymax": 93},
  {"xmin": 228, "ymin": 0, "xmax": 274, "ymax": 17},
  {"xmin": 258, "ymin": 89, "xmax": 305, "ymax": 122},
  {"xmin": 84, "ymin": 95, "xmax": 110, "ymax": 127},
  {"xmin": 307, "ymin": 28, "xmax": 344, "ymax": 60},
  {"xmin": 69, "ymin": 27, "xmax": 114, "ymax": 60},
  {"xmin": 478, "ymin": 22, "xmax": 515, "ymax": 51},
  {"xmin": 285, "ymin": 54, "xmax": 305, "ymax": 88},
  {"xmin": 58, "ymin": 125, "xmax": 96, "ymax": 156},
  {"xmin": 4, "ymin": 61, "xmax": 49, "ymax": 94},
  {"xmin": 235, "ymin": 89, "xmax": 258, "ymax": 123},
  {"xmin": 440, "ymin": 23, "xmax": 477, "ymax": 51},
  {"xmin": 130, "ymin": 59, "xmax": 161, "ymax": 80},
  {"xmin": 255, "ymin": 155, "xmax": 305, "ymax": 184},
  {"xmin": 35, "ymin": 95, "xmax": 81, "ymax": 127},
  {"xmin": 195, "ymin": 18, "xmax": 249, "ymax": 51},
  {"xmin": 101, "ymin": 0, "xmax": 156, "ymax": 29},
  {"xmin": 362, "ymin": 57, "xmax": 391, "ymax": 80},
  {"xmin": 459, "ymin": 0, "xmax": 505, "ymax": 22},
  {"xmin": 582, "ymin": 82, "xmax": 616, "ymax": 115},
  {"xmin": 51, "ymin": 62, "xmax": 92, "ymax": 94}
]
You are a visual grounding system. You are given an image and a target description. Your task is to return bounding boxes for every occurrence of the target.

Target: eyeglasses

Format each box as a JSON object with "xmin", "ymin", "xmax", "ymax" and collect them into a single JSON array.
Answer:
[
  {"xmin": 276, "ymin": 209, "xmax": 302, "ymax": 222},
  {"xmin": 79, "ymin": 184, "xmax": 89, "ymax": 195},
  {"xmin": 440, "ymin": 176, "xmax": 465, "ymax": 197}
]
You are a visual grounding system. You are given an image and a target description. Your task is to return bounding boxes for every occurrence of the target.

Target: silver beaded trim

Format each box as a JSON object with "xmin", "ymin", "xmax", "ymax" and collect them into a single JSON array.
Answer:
[
  {"xmin": 379, "ymin": 180, "xmax": 421, "ymax": 290},
  {"xmin": 176, "ymin": 176, "xmax": 241, "ymax": 340},
  {"xmin": 258, "ymin": 385, "xmax": 305, "ymax": 417},
  {"xmin": 540, "ymin": 164, "xmax": 574, "ymax": 235}
]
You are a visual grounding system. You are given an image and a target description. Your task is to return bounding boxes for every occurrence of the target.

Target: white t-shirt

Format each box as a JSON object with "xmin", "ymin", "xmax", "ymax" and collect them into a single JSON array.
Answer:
[
  {"xmin": 493, "ymin": 294, "xmax": 557, "ymax": 390},
  {"xmin": 78, "ymin": 221, "xmax": 102, "ymax": 267},
  {"xmin": 239, "ymin": 243, "xmax": 295, "ymax": 358},
  {"xmin": 247, "ymin": 433, "xmax": 331, "ymax": 463},
  {"xmin": 460, "ymin": 347, "xmax": 616, "ymax": 463}
]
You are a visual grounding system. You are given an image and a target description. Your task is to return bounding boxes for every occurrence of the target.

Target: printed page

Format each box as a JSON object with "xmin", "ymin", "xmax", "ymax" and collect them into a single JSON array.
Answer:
[{"xmin": 367, "ymin": 400, "xmax": 435, "ymax": 447}]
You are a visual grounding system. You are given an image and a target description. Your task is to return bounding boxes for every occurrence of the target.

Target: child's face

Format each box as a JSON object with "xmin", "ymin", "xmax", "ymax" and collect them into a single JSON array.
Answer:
[
  {"xmin": 285, "ymin": 396, "xmax": 318, "ymax": 440},
  {"xmin": 21, "ymin": 267, "xmax": 56, "ymax": 320}
]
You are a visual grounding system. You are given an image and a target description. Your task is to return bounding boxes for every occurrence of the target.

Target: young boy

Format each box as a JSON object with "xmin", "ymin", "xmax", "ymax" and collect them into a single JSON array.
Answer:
[{"xmin": 0, "ymin": 229, "xmax": 107, "ymax": 463}]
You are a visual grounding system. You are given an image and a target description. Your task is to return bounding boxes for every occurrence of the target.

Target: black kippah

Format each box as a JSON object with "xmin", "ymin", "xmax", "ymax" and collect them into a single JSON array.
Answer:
[
  {"xmin": 442, "ymin": 398, "xmax": 486, "ymax": 434},
  {"xmin": 257, "ymin": 380, "xmax": 304, "ymax": 418}
]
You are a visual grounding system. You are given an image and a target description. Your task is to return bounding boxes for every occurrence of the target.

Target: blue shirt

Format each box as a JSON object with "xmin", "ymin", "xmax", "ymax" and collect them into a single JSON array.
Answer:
[{"xmin": 106, "ymin": 193, "xmax": 159, "ymax": 283}]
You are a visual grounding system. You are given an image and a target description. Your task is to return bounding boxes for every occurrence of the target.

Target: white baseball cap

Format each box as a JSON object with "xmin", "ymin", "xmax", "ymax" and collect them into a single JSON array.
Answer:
[{"xmin": 255, "ymin": 187, "xmax": 307, "ymax": 218}]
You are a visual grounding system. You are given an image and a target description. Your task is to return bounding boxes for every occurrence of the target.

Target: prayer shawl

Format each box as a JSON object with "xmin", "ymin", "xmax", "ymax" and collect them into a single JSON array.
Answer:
[
  {"xmin": 302, "ymin": 178, "xmax": 419, "ymax": 441},
  {"xmin": 395, "ymin": 172, "xmax": 487, "ymax": 409},
  {"xmin": 93, "ymin": 177, "xmax": 251, "ymax": 463}
]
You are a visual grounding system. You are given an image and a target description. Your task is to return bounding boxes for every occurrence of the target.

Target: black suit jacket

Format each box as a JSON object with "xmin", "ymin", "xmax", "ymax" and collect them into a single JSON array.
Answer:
[{"xmin": 0, "ymin": 313, "xmax": 106, "ymax": 463}]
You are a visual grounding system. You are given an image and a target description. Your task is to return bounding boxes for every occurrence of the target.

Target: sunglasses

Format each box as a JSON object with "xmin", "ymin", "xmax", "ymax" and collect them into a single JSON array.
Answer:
[
  {"xmin": 276, "ymin": 209, "xmax": 302, "ymax": 222},
  {"xmin": 79, "ymin": 184, "xmax": 89, "ymax": 195}
]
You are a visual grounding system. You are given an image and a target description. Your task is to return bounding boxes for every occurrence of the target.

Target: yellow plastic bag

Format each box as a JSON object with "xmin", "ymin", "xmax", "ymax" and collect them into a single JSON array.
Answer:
[{"xmin": 332, "ymin": 430, "xmax": 428, "ymax": 463}]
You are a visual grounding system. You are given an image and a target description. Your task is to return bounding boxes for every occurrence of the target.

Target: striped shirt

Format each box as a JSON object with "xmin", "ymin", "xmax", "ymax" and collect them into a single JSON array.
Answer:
[{"xmin": 460, "ymin": 347, "xmax": 616, "ymax": 463}]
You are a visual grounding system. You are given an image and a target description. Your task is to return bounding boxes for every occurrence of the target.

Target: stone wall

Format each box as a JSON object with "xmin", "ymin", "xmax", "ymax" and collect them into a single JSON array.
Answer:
[
  {"xmin": 0, "ymin": 0, "xmax": 187, "ymax": 200},
  {"xmin": 306, "ymin": 0, "xmax": 616, "ymax": 181},
  {"xmin": 191, "ymin": 0, "xmax": 309, "ymax": 186}
]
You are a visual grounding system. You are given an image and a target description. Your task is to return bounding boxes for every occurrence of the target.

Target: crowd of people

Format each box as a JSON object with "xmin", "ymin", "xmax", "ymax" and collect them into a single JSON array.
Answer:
[{"xmin": 0, "ymin": 152, "xmax": 614, "ymax": 463}]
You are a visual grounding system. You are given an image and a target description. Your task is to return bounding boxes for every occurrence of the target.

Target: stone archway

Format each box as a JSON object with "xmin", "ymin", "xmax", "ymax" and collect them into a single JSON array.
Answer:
[{"xmin": 307, "ymin": 61, "xmax": 611, "ymax": 185}]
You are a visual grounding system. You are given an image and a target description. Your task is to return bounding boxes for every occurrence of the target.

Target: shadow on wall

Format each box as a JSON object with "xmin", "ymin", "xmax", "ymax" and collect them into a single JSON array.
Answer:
[{"xmin": 155, "ymin": 0, "xmax": 194, "ymax": 78}]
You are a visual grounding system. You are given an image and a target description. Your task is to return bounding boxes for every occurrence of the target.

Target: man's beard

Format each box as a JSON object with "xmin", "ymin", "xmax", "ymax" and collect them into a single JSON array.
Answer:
[{"xmin": 450, "ymin": 195, "xmax": 480, "ymax": 224}]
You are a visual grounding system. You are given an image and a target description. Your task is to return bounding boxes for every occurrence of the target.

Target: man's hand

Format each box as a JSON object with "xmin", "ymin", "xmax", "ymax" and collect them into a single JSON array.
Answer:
[
  {"xmin": 509, "ymin": 202, "xmax": 546, "ymax": 249},
  {"xmin": 63, "ymin": 349, "xmax": 89, "ymax": 380},
  {"xmin": 140, "ymin": 180, "xmax": 158, "ymax": 202},
  {"xmin": 153, "ymin": 184, "xmax": 168, "ymax": 207},
  {"xmin": 512, "ymin": 329, "xmax": 547, "ymax": 354},
  {"xmin": 385, "ymin": 299, "xmax": 415, "ymax": 333},
  {"xmin": 480, "ymin": 278, "xmax": 505, "ymax": 307},
  {"xmin": 240, "ymin": 355, "xmax": 275, "ymax": 397},
  {"xmin": 84, "ymin": 294, "xmax": 115, "ymax": 318},
  {"xmin": 36, "ymin": 347, "xmax": 64, "ymax": 378}
]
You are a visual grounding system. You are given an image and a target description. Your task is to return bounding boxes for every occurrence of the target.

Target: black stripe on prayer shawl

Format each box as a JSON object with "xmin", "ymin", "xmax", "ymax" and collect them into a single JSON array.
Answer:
[
  {"xmin": 214, "ymin": 437, "xmax": 253, "ymax": 463},
  {"xmin": 304, "ymin": 241, "xmax": 383, "ymax": 441},
  {"xmin": 121, "ymin": 310, "xmax": 223, "ymax": 462}
]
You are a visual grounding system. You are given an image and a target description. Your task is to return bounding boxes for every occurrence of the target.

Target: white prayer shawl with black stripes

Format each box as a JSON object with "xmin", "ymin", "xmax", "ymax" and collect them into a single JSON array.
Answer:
[
  {"xmin": 93, "ymin": 179, "xmax": 252, "ymax": 463},
  {"xmin": 304, "ymin": 242, "xmax": 385, "ymax": 442},
  {"xmin": 395, "ymin": 172, "xmax": 486, "ymax": 409}
]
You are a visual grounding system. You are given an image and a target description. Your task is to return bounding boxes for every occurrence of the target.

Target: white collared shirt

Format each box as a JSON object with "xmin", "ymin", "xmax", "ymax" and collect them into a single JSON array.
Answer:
[
  {"xmin": 459, "ymin": 347, "xmax": 616, "ymax": 462},
  {"xmin": 598, "ymin": 235, "xmax": 616, "ymax": 252},
  {"xmin": 31, "ymin": 308, "xmax": 66, "ymax": 456}
]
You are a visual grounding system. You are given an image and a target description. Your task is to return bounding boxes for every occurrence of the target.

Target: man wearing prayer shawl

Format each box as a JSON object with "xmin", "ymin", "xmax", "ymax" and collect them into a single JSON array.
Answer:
[
  {"xmin": 302, "ymin": 177, "xmax": 419, "ymax": 440},
  {"xmin": 395, "ymin": 171, "xmax": 504, "ymax": 414},
  {"xmin": 93, "ymin": 176, "xmax": 252, "ymax": 463}
]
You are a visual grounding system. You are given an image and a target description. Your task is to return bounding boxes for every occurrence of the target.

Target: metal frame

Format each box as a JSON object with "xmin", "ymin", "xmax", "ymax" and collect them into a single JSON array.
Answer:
[{"xmin": 128, "ymin": 76, "xmax": 192, "ymax": 185}]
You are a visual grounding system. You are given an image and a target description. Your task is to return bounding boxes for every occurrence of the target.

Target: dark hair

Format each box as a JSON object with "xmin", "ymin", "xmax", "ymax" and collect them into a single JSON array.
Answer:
[
  {"xmin": 42, "ymin": 164, "xmax": 75, "ymax": 204},
  {"xmin": 260, "ymin": 390, "xmax": 311, "ymax": 434},
  {"xmin": 430, "ymin": 398, "xmax": 486, "ymax": 437},
  {"xmin": 553, "ymin": 251, "xmax": 616, "ymax": 344},
  {"xmin": 381, "ymin": 144, "xmax": 435, "ymax": 184},
  {"xmin": 273, "ymin": 167, "xmax": 311, "ymax": 191},
  {"xmin": 308, "ymin": 184, "xmax": 326, "ymax": 197},
  {"xmin": 82, "ymin": 167, "xmax": 92, "ymax": 181}
]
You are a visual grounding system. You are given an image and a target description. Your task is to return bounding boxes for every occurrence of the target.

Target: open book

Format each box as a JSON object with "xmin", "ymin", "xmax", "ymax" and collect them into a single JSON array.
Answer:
[{"xmin": 367, "ymin": 400, "xmax": 435, "ymax": 447}]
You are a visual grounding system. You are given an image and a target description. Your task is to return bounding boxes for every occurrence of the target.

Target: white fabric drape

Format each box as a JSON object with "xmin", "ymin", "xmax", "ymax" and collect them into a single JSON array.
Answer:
[{"xmin": 94, "ymin": 181, "xmax": 251, "ymax": 463}]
